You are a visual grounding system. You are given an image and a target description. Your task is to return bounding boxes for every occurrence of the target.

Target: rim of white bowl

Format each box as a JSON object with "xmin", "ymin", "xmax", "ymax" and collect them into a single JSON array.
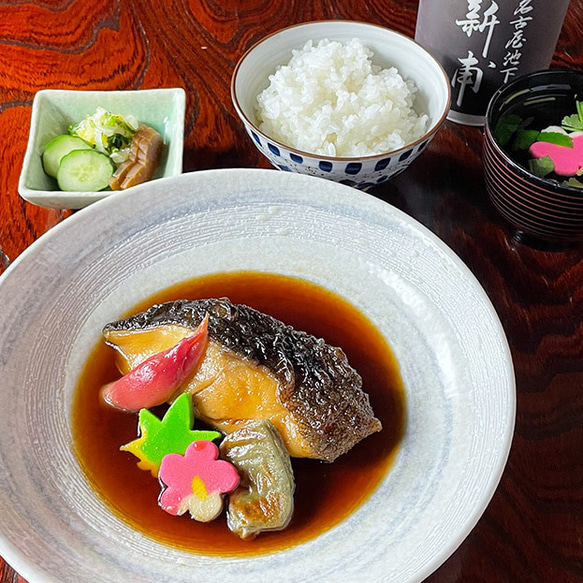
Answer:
[{"xmin": 231, "ymin": 20, "xmax": 452, "ymax": 163}]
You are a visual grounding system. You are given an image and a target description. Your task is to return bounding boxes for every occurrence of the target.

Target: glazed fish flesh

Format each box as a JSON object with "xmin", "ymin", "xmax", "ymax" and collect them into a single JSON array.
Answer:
[{"xmin": 103, "ymin": 298, "xmax": 382, "ymax": 462}]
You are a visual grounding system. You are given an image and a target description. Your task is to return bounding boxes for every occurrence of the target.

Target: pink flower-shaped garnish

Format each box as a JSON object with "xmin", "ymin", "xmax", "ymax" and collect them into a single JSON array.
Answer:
[{"xmin": 158, "ymin": 440, "xmax": 239, "ymax": 522}]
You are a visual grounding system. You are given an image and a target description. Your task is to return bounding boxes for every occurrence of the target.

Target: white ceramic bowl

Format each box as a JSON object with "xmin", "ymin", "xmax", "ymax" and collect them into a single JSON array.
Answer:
[
  {"xmin": 0, "ymin": 169, "xmax": 514, "ymax": 583},
  {"xmin": 18, "ymin": 88, "xmax": 185, "ymax": 209},
  {"xmin": 231, "ymin": 21, "xmax": 451, "ymax": 189}
]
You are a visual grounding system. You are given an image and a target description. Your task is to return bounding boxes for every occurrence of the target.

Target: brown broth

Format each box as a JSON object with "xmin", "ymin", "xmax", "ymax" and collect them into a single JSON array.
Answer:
[{"xmin": 72, "ymin": 271, "xmax": 405, "ymax": 556}]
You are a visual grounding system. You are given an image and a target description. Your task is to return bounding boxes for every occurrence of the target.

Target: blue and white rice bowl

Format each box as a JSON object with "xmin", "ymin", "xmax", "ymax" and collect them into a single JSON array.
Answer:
[{"xmin": 231, "ymin": 21, "xmax": 451, "ymax": 189}]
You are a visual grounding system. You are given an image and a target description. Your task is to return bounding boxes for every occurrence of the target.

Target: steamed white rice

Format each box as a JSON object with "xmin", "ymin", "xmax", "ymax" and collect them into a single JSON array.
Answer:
[{"xmin": 256, "ymin": 38, "xmax": 429, "ymax": 157}]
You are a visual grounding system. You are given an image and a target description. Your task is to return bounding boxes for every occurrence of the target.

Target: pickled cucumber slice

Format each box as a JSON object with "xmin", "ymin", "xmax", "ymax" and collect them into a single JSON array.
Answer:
[
  {"xmin": 57, "ymin": 149, "xmax": 113, "ymax": 192},
  {"xmin": 42, "ymin": 135, "xmax": 92, "ymax": 178}
]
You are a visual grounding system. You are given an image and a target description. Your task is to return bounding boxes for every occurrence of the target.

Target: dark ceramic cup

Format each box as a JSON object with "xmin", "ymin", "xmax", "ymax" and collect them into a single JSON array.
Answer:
[{"xmin": 483, "ymin": 69, "xmax": 583, "ymax": 244}]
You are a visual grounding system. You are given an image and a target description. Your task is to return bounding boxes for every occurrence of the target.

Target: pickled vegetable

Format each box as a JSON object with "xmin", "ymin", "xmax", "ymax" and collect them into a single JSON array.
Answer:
[
  {"xmin": 57, "ymin": 149, "xmax": 113, "ymax": 192},
  {"xmin": 42, "ymin": 135, "xmax": 92, "ymax": 178},
  {"xmin": 109, "ymin": 125, "xmax": 163, "ymax": 190}
]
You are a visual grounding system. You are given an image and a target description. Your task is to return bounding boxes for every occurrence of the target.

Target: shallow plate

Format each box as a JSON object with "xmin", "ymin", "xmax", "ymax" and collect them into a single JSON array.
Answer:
[
  {"xmin": 0, "ymin": 169, "xmax": 515, "ymax": 583},
  {"xmin": 18, "ymin": 88, "xmax": 185, "ymax": 209}
]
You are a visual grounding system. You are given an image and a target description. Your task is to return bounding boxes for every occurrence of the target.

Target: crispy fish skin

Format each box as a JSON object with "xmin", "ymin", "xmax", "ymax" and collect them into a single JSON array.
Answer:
[{"xmin": 103, "ymin": 298, "xmax": 382, "ymax": 462}]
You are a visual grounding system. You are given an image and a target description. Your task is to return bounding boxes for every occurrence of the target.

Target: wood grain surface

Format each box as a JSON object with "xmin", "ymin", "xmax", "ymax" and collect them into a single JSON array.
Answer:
[{"xmin": 1, "ymin": 1, "xmax": 582, "ymax": 581}]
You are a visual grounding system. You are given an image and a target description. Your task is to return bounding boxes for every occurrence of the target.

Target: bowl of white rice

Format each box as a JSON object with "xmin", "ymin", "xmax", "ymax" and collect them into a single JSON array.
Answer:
[{"xmin": 231, "ymin": 20, "xmax": 451, "ymax": 189}]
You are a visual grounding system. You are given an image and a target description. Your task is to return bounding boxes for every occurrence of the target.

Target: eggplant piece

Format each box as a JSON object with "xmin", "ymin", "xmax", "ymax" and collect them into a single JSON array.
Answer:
[
  {"xmin": 103, "ymin": 298, "xmax": 382, "ymax": 462},
  {"xmin": 220, "ymin": 420, "xmax": 295, "ymax": 539}
]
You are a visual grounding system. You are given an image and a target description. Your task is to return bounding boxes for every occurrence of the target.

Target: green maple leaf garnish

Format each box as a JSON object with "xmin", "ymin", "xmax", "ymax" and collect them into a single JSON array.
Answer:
[{"xmin": 121, "ymin": 393, "xmax": 221, "ymax": 477}]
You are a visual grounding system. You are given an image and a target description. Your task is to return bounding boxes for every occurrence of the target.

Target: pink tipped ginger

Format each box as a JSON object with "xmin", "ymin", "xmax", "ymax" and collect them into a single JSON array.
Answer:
[{"xmin": 101, "ymin": 316, "xmax": 209, "ymax": 412}]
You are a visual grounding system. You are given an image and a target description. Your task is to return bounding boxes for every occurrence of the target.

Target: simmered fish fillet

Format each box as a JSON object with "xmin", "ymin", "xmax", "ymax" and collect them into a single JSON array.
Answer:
[{"xmin": 103, "ymin": 298, "xmax": 382, "ymax": 462}]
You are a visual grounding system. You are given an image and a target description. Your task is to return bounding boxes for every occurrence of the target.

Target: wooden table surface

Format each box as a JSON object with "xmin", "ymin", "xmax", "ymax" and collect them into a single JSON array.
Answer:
[{"xmin": 1, "ymin": 1, "xmax": 582, "ymax": 581}]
